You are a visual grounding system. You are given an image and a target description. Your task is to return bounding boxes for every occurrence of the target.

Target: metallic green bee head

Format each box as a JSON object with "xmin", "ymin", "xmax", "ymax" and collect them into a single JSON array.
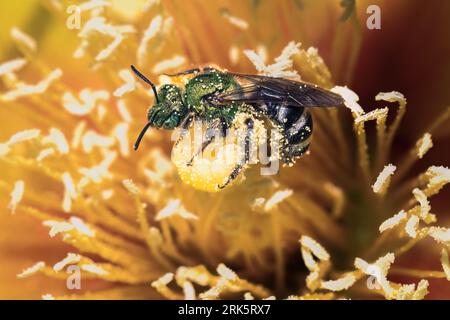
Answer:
[
  {"xmin": 131, "ymin": 65, "xmax": 188, "ymax": 150},
  {"xmin": 147, "ymin": 84, "xmax": 187, "ymax": 129}
]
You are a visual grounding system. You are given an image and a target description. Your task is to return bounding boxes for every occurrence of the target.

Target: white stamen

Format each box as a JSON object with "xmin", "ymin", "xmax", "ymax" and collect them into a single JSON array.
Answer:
[
  {"xmin": 81, "ymin": 130, "xmax": 115, "ymax": 152},
  {"xmin": 244, "ymin": 41, "xmax": 300, "ymax": 79},
  {"xmin": 321, "ymin": 274, "xmax": 356, "ymax": 292},
  {"xmin": 113, "ymin": 123, "xmax": 130, "ymax": 157},
  {"xmin": 81, "ymin": 264, "xmax": 108, "ymax": 275},
  {"xmin": 331, "ymin": 86, "xmax": 364, "ymax": 116},
  {"xmin": 71, "ymin": 121, "xmax": 87, "ymax": 148},
  {"xmin": 79, "ymin": 151, "xmax": 116, "ymax": 184},
  {"xmin": 222, "ymin": 11, "xmax": 249, "ymax": 30},
  {"xmin": 9, "ymin": 180, "xmax": 25, "ymax": 214},
  {"xmin": 405, "ymin": 215, "xmax": 420, "ymax": 238},
  {"xmin": 62, "ymin": 89, "xmax": 109, "ymax": 116},
  {"xmin": 11, "ymin": 28, "xmax": 37, "ymax": 52},
  {"xmin": 229, "ymin": 46, "xmax": 240, "ymax": 65},
  {"xmin": 43, "ymin": 128, "xmax": 69, "ymax": 154},
  {"xmin": 70, "ymin": 217, "xmax": 95, "ymax": 237},
  {"xmin": 117, "ymin": 99, "xmax": 132, "ymax": 122},
  {"xmin": 379, "ymin": 210, "xmax": 407, "ymax": 233},
  {"xmin": 416, "ymin": 133, "xmax": 433, "ymax": 159},
  {"xmin": 264, "ymin": 189, "xmax": 293, "ymax": 211},
  {"xmin": 152, "ymin": 55, "xmax": 186, "ymax": 74},
  {"xmin": 62, "ymin": 172, "xmax": 77, "ymax": 212},
  {"xmin": 17, "ymin": 261, "xmax": 45, "ymax": 278},
  {"xmin": 1, "ymin": 69, "xmax": 62, "ymax": 101},
  {"xmin": 123, "ymin": 179, "xmax": 139, "ymax": 194},
  {"xmin": 36, "ymin": 148, "xmax": 55, "ymax": 161},
  {"xmin": 53, "ymin": 253, "xmax": 81, "ymax": 271},
  {"xmin": 372, "ymin": 164, "xmax": 396, "ymax": 194},
  {"xmin": 101, "ymin": 189, "xmax": 114, "ymax": 199},
  {"xmin": 300, "ymin": 236, "xmax": 330, "ymax": 261},
  {"xmin": 0, "ymin": 58, "xmax": 27, "ymax": 76}
]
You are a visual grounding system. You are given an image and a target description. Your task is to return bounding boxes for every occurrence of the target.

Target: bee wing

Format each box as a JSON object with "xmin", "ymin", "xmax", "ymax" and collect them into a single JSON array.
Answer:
[{"xmin": 217, "ymin": 73, "xmax": 344, "ymax": 108}]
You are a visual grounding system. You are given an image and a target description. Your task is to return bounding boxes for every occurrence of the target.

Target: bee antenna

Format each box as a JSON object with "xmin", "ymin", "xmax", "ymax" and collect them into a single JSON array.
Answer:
[
  {"xmin": 130, "ymin": 65, "xmax": 160, "ymax": 103},
  {"xmin": 134, "ymin": 122, "xmax": 152, "ymax": 151}
]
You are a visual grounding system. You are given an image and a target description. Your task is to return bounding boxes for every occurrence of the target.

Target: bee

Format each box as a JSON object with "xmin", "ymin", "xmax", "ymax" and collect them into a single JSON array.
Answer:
[{"xmin": 130, "ymin": 65, "xmax": 344, "ymax": 189}]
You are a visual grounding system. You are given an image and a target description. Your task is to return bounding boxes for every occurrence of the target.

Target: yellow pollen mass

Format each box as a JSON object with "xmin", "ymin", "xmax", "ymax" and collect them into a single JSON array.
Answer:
[{"xmin": 172, "ymin": 114, "xmax": 267, "ymax": 192}]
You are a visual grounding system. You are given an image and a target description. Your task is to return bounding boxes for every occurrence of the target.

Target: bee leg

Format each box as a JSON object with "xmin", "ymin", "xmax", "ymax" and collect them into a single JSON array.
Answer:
[
  {"xmin": 186, "ymin": 118, "xmax": 225, "ymax": 166},
  {"xmin": 218, "ymin": 118, "xmax": 254, "ymax": 189},
  {"xmin": 174, "ymin": 113, "xmax": 195, "ymax": 147}
]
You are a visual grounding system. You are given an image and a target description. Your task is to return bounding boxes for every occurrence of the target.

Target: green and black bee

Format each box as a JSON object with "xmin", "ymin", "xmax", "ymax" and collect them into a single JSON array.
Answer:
[{"xmin": 131, "ymin": 65, "xmax": 344, "ymax": 188}]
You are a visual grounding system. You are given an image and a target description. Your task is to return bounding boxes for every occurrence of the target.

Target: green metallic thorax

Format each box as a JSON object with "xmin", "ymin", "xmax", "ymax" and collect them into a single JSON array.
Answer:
[
  {"xmin": 147, "ymin": 70, "xmax": 242, "ymax": 129},
  {"xmin": 184, "ymin": 70, "xmax": 241, "ymax": 124}
]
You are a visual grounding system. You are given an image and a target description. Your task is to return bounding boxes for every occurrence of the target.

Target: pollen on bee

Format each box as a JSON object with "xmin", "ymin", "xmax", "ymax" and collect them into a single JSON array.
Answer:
[{"xmin": 171, "ymin": 115, "xmax": 266, "ymax": 192}]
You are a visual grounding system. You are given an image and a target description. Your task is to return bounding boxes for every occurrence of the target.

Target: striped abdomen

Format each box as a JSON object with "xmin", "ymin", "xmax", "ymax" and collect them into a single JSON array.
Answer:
[{"xmin": 263, "ymin": 102, "xmax": 313, "ymax": 164}]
